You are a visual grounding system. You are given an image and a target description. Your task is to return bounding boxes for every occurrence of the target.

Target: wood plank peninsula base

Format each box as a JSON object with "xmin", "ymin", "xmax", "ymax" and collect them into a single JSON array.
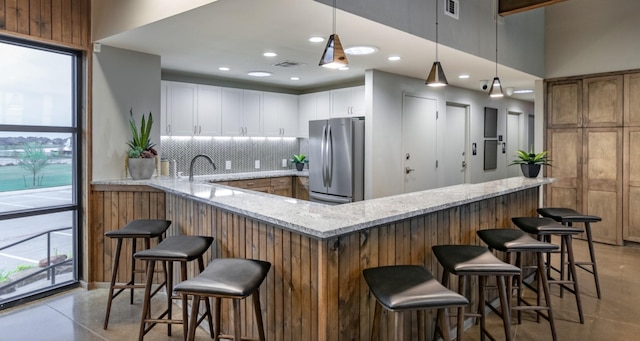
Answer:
[{"xmin": 90, "ymin": 175, "xmax": 551, "ymax": 340}]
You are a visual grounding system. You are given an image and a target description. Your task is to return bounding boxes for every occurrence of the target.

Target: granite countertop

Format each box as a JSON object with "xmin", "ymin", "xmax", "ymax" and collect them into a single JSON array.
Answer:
[{"xmin": 93, "ymin": 173, "xmax": 553, "ymax": 239}]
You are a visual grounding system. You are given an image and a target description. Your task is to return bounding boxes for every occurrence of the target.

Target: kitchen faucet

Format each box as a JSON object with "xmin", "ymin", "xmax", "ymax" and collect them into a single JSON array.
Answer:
[{"xmin": 189, "ymin": 154, "xmax": 216, "ymax": 182}]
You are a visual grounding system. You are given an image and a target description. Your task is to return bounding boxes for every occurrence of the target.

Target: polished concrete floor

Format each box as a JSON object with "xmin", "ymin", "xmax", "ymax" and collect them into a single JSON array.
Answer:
[{"xmin": 1, "ymin": 238, "xmax": 640, "ymax": 340}]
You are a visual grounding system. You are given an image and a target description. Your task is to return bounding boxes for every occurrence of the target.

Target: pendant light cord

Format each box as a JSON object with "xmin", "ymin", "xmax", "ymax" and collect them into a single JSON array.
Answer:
[
  {"xmin": 435, "ymin": 0, "xmax": 439, "ymax": 60},
  {"xmin": 495, "ymin": 7, "xmax": 498, "ymax": 76},
  {"xmin": 333, "ymin": 0, "xmax": 337, "ymax": 34}
]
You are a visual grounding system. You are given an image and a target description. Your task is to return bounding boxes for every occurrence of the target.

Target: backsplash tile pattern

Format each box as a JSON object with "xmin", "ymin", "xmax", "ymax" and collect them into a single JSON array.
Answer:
[{"xmin": 160, "ymin": 137, "xmax": 302, "ymax": 176}]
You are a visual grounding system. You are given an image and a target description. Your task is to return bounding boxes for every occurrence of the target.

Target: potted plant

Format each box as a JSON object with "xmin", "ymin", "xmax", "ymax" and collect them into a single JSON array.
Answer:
[
  {"xmin": 509, "ymin": 147, "xmax": 551, "ymax": 178},
  {"xmin": 291, "ymin": 154, "xmax": 308, "ymax": 171},
  {"xmin": 126, "ymin": 109, "xmax": 158, "ymax": 179}
]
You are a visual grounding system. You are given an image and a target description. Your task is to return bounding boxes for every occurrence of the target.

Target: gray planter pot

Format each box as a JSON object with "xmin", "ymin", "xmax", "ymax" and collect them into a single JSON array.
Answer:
[
  {"xmin": 128, "ymin": 158, "xmax": 156, "ymax": 180},
  {"xmin": 520, "ymin": 164, "xmax": 541, "ymax": 178},
  {"xmin": 295, "ymin": 163, "xmax": 305, "ymax": 171}
]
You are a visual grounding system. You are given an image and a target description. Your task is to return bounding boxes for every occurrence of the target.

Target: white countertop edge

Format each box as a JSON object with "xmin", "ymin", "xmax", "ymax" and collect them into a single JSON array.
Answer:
[{"xmin": 92, "ymin": 176, "xmax": 554, "ymax": 239}]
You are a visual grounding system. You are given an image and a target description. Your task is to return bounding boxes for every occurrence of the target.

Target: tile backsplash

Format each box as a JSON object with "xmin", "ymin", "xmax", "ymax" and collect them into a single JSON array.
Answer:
[{"xmin": 161, "ymin": 136, "xmax": 307, "ymax": 176}]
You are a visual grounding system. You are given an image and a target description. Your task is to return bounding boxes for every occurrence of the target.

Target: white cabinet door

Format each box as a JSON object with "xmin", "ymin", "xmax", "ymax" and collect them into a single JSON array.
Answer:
[
  {"xmin": 221, "ymin": 87, "xmax": 244, "ymax": 136},
  {"xmin": 161, "ymin": 81, "xmax": 171, "ymax": 135},
  {"xmin": 169, "ymin": 82, "xmax": 197, "ymax": 136},
  {"xmin": 196, "ymin": 85, "xmax": 222, "ymax": 136},
  {"xmin": 330, "ymin": 87, "xmax": 352, "ymax": 117},
  {"xmin": 262, "ymin": 92, "xmax": 281, "ymax": 137},
  {"xmin": 316, "ymin": 91, "xmax": 331, "ymax": 120},
  {"xmin": 280, "ymin": 93, "xmax": 298, "ymax": 137},
  {"xmin": 297, "ymin": 93, "xmax": 315, "ymax": 138},
  {"xmin": 243, "ymin": 90, "xmax": 262, "ymax": 136},
  {"xmin": 350, "ymin": 85, "xmax": 365, "ymax": 116}
]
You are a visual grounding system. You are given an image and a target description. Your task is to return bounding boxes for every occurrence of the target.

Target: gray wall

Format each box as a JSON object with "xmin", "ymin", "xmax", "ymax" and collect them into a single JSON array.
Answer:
[
  {"xmin": 365, "ymin": 69, "xmax": 533, "ymax": 199},
  {"xmin": 92, "ymin": 45, "xmax": 161, "ymax": 180},
  {"xmin": 315, "ymin": 0, "xmax": 545, "ymax": 77}
]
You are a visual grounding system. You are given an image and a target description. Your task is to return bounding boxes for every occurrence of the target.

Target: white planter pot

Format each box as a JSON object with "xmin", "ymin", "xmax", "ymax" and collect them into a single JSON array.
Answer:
[{"xmin": 128, "ymin": 158, "xmax": 156, "ymax": 180}]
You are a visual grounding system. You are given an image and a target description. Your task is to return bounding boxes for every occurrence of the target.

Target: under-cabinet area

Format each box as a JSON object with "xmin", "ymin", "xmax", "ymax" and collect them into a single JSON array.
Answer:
[{"xmin": 211, "ymin": 175, "xmax": 309, "ymax": 200}]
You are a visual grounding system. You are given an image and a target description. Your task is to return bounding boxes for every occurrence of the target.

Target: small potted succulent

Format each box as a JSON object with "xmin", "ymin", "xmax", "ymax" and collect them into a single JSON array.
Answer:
[
  {"xmin": 126, "ymin": 109, "xmax": 157, "ymax": 179},
  {"xmin": 291, "ymin": 154, "xmax": 308, "ymax": 171},
  {"xmin": 509, "ymin": 147, "xmax": 551, "ymax": 178}
]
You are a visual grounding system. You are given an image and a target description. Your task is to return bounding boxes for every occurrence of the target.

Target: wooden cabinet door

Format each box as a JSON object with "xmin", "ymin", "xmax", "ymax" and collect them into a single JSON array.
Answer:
[
  {"xmin": 583, "ymin": 128, "xmax": 623, "ymax": 245},
  {"xmin": 624, "ymin": 73, "xmax": 640, "ymax": 126},
  {"xmin": 623, "ymin": 127, "xmax": 640, "ymax": 242},
  {"xmin": 583, "ymin": 75, "xmax": 623, "ymax": 127},
  {"xmin": 547, "ymin": 80, "xmax": 582, "ymax": 128},
  {"xmin": 546, "ymin": 129, "xmax": 582, "ymax": 211}
]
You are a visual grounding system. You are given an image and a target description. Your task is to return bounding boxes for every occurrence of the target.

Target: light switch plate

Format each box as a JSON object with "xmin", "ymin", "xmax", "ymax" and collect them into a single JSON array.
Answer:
[
  {"xmin": 282, "ymin": 159, "xmax": 287, "ymax": 167},
  {"xmin": 255, "ymin": 160, "xmax": 260, "ymax": 169},
  {"xmin": 225, "ymin": 160, "xmax": 231, "ymax": 170}
]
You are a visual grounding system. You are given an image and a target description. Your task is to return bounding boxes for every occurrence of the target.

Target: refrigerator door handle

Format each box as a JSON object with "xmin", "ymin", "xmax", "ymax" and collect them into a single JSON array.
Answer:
[
  {"xmin": 321, "ymin": 125, "xmax": 327, "ymax": 187},
  {"xmin": 327, "ymin": 124, "xmax": 333, "ymax": 187}
]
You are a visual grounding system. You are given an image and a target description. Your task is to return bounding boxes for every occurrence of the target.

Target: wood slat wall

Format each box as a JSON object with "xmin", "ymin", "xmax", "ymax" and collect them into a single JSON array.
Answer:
[
  {"xmin": 0, "ymin": 0, "xmax": 90, "ymax": 49},
  {"xmin": 89, "ymin": 186, "xmax": 538, "ymax": 340}
]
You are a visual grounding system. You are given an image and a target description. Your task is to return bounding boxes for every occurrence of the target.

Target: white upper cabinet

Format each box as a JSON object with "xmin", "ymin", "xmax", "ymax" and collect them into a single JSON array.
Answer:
[
  {"xmin": 297, "ymin": 91, "xmax": 331, "ymax": 138},
  {"xmin": 161, "ymin": 81, "xmax": 171, "ymax": 135},
  {"xmin": 316, "ymin": 91, "xmax": 331, "ymax": 120},
  {"xmin": 264, "ymin": 92, "xmax": 298, "ymax": 137},
  {"xmin": 221, "ymin": 88, "xmax": 263, "ymax": 136},
  {"xmin": 196, "ymin": 85, "xmax": 222, "ymax": 136},
  {"xmin": 330, "ymin": 86, "xmax": 365, "ymax": 117},
  {"xmin": 167, "ymin": 82, "xmax": 196, "ymax": 136}
]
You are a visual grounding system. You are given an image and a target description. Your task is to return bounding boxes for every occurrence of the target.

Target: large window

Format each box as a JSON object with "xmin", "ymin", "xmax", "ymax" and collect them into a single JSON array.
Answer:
[{"xmin": 0, "ymin": 38, "xmax": 81, "ymax": 309}]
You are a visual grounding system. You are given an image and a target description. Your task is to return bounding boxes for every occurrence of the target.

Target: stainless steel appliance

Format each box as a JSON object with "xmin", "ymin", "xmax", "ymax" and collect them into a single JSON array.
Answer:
[{"xmin": 309, "ymin": 117, "xmax": 364, "ymax": 204}]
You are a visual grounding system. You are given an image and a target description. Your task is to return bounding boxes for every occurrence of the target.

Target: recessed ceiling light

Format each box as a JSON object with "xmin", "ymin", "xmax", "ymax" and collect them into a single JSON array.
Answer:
[
  {"xmin": 309, "ymin": 36, "xmax": 324, "ymax": 43},
  {"xmin": 458, "ymin": 74, "xmax": 470, "ymax": 79},
  {"xmin": 247, "ymin": 71, "xmax": 272, "ymax": 77},
  {"xmin": 344, "ymin": 46, "xmax": 378, "ymax": 55},
  {"xmin": 263, "ymin": 52, "xmax": 277, "ymax": 57},
  {"xmin": 290, "ymin": 77, "xmax": 300, "ymax": 81},
  {"xmin": 338, "ymin": 66, "xmax": 349, "ymax": 71},
  {"xmin": 388, "ymin": 56, "xmax": 401, "ymax": 61},
  {"xmin": 513, "ymin": 89, "xmax": 534, "ymax": 94},
  {"xmin": 218, "ymin": 67, "xmax": 230, "ymax": 71}
]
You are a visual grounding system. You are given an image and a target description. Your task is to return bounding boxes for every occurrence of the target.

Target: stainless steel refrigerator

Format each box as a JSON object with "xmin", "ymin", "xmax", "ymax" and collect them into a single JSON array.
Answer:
[{"xmin": 309, "ymin": 117, "xmax": 364, "ymax": 204}]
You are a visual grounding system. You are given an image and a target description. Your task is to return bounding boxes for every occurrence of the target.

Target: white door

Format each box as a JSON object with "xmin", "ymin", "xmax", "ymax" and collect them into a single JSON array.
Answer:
[
  {"xmin": 507, "ymin": 111, "xmax": 522, "ymax": 177},
  {"xmin": 442, "ymin": 104, "xmax": 467, "ymax": 186},
  {"xmin": 402, "ymin": 95, "xmax": 437, "ymax": 193}
]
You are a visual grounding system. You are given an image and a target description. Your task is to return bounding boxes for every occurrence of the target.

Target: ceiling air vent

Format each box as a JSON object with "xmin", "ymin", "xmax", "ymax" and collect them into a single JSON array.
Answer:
[
  {"xmin": 273, "ymin": 61, "xmax": 306, "ymax": 68},
  {"xmin": 444, "ymin": 0, "xmax": 459, "ymax": 20}
]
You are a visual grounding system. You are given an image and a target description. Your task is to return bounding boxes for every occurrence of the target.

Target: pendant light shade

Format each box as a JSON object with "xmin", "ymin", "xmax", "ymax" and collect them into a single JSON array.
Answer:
[
  {"xmin": 426, "ymin": 0, "xmax": 448, "ymax": 87},
  {"xmin": 426, "ymin": 61, "xmax": 448, "ymax": 87},
  {"xmin": 319, "ymin": 33, "xmax": 349, "ymax": 69},
  {"xmin": 489, "ymin": 77, "xmax": 504, "ymax": 97},
  {"xmin": 490, "ymin": 7, "xmax": 504, "ymax": 98},
  {"xmin": 319, "ymin": 0, "xmax": 349, "ymax": 69}
]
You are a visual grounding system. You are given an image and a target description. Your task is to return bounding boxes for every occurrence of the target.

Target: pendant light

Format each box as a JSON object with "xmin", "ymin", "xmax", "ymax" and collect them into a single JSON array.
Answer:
[
  {"xmin": 489, "ymin": 8, "xmax": 504, "ymax": 98},
  {"xmin": 426, "ymin": 0, "xmax": 448, "ymax": 87},
  {"xmin": 319, "ymin": 0, "xmax": 349, "ymax": 69}
]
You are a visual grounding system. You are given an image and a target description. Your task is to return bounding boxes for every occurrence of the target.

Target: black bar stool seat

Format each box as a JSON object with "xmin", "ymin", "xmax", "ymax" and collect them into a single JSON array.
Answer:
[
  {"xmin": 362, "ymin": 265, "xmax": 468, "ymax": 341},
  {"xmin": 477, "ymin": 229, "xmax": 559, "ymax": 341},
  {"xmin": 174, "ymin": 258, "xmax": 271, "ymax": 341},
  {"xmin": 134, "ymin": 235, "xmax": 214, "ymax": 341},
  {"xmin": 103, "ymin": 219, "xmax": 171, "ymax": 329},
  {"xmin": 537, "ymin": 207, "xmax": 602, "ymax": 299},
  {"xmin": 432, "ymin": 245, "xmax": 520, "ymax": 341},
  {"xmin": 512, "ymin": 217, "xmax": 585, "ymax": 323}
]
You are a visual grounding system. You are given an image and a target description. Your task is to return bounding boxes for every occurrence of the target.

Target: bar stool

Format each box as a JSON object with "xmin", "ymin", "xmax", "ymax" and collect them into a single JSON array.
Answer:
[
  {"xmin": 134, "ymin": 235, "xmax": 214, "ymax": 340},
  {"xmin": 537, "ymin": 207, "xmax": 602, "ymax": 299},
  {"xmin": 174, "ymin": 258, "xmax": 271, "ymax": 341},
  {"xmin": 103, "ymin": 219, "xmax": 171, "ymax": 329},
  {"xmin": 432, "ymin": 245, "xmax": 520, "ymax": 341},
  {"xmin": 362, "ymin": 265, "xmax": 469, "ymax": 341},
  {"xmin": 512, "ymin": 217, "xmax": 585, "ymax": 323},
  {"xmin": 477, "ymin": 229, "xmax": 559, "ymax": 341}
]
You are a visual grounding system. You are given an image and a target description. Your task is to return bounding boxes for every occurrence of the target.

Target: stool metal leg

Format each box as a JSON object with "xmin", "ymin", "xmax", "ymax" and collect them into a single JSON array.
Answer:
[
  {"xmin": 584, "ymin": 222, "xmax": 602, "ymax": 299},
  {"xmin": 253, "ymin": 289, "xmax": 266, "ymax": 341},
  {"xmin": 104, "ymin": 238, "xmax": 123, "ymax": 329}
]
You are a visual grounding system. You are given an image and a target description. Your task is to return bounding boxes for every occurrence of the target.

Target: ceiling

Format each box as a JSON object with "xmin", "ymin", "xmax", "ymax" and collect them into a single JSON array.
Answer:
[{"xmin": 98, "ymin": 0, "xmax": 540, "ymax": 101}]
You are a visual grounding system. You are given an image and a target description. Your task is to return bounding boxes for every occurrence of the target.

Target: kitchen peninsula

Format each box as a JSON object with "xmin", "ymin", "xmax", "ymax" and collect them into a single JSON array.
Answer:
[{"xmin": 90, "ymin": 175, "xmax": 553, "ymax": 340}]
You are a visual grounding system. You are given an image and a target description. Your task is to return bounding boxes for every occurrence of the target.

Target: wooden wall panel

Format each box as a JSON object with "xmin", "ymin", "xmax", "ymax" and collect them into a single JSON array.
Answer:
[
  {"xmin": 624, "ymin": 73, "xmax": 640, "ymax": 126},
  {"xmin": 546, "ymin": 129, "xmax": 582, "ymax": 210},
  {"xmin": 547, "ymin": 81, "xmax": 581, "ymax": 128},
  {"xmin": 0, "ymin": 0, "xmax": 90, "ymax": 49},
  {"xmin": 623, "ymin": 128, "xmax": 640, "ymax": 242},
  {"xmin": 583, "ymin": 75, "xmax": 623, "ymax": 127}
]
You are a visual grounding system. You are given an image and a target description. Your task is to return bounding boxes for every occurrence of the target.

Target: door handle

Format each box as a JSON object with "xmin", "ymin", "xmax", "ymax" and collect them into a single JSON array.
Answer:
[
  {"xmin": 405, "ymin": 167, "xmax": 415, "ymax": 174},
  {"xmin": 462, "ymin": 161, "xmax": 467, "ymax": 168}
]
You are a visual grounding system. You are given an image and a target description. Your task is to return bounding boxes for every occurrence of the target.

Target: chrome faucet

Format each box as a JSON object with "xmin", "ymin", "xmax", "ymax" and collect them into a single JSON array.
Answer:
[{"xmin": 189, "ymin": 154, "xmax": 216, "ymax": 182}]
